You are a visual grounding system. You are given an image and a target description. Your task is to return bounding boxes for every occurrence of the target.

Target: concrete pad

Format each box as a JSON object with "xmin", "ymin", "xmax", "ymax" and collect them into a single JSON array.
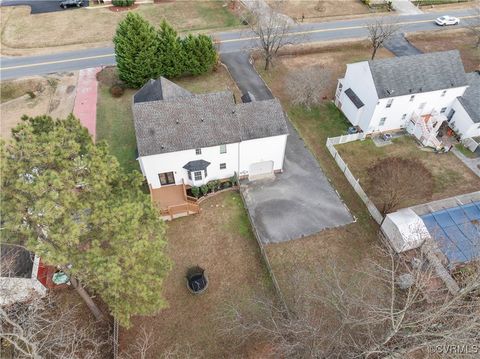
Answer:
[
  {"xmin": 74, "ymin": 67, "xmax": 101, "ymax": 140},
  {"xmin": 241, "ymin": 121, "xmax": 353, "ymax": 244}
]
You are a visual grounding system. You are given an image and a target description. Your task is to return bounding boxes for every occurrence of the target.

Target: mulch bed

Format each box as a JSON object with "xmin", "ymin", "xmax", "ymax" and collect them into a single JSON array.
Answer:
[{"xmin": 108, "ymin": 4, "xmax": 139, "ymax": 12}]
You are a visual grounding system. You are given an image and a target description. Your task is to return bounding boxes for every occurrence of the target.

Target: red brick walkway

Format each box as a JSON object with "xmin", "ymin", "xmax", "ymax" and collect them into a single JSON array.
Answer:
[{"xmin": 73, "ymin": 67, "xmax": 101, "ymax": 140}]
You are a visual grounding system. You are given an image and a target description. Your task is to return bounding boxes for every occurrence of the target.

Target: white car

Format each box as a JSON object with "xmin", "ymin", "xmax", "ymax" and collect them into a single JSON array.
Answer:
[{"xmin": 435, "ymin": 15, "xmax": 460, "ymax": 26}]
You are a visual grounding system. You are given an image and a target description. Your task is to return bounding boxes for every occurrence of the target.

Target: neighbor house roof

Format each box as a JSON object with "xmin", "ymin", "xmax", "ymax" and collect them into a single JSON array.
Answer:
[
  {"xmin": 344, "ymin": 88, "xmax": 364, "ymax": 108},
  {"xmin": 458, "ymin": 72, "xmax": 480, "ymax": 124},
  {"xmin": 132, "ymin": 78, "xmax": 289, "ymax": 157},
  {"xmin": 368, "ymin": 50, "xmax": 468, "ymax": 99}
]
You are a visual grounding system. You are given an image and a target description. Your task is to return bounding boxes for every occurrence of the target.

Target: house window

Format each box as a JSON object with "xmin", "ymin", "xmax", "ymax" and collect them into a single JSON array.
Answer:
[
  {"xmin": 220, "ymin": 144, "xmax": 227, "ymax": 154},
  {"xmin": 386, "ymin": 99, "xmax": 393, "ymax": 108},
  {"xmin": 220, "ymin": 163, "xmax": 226, "ymax": 170},
  {"xmin": 440, "ymin": 107, "xmax": 447, "ymax": 113},
  {"xmin": 195, "ymin": 148, "xmax": 202, "ymax": 155},
  {"xmin": 401, "ymin": 113, "xmax": 407, "ymax": 120},
  {"xmin": 419, "ymin": 102, "xmax": 426, "ymax": 110},
  {"xmin": 194, "ymin": 171, "xmax": 202, "ymax": 181},
  {"xmin": 204, "ymin": 168, "xmax": 208, "ymax": 178},
  {"xmin": 338, "ymin": 83, "xmax": 343, "ymax": 93},
  {"xmin": 379, "ymin": 117, "xmax": 387, "ymax": 126},
  {"xmin": 159, "ymin": 172, "xmax": 175, "ymax": 185},
  {"xmin": 441, "ymin": 90, "xmax": 447, "ymax": 97},
  {"xmin": 188, "ymin": 171, "xmax": 192, "ymax": 180},
  {"xmin": 409, "ymin": 95, "xmax": 415, "ymax": 102}
]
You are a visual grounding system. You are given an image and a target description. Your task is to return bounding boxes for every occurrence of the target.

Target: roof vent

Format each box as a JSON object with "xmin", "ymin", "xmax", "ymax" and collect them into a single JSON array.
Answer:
[
  {"xmin": 176, "ymin": 120, "xmax": 179, "ymax": 124},
  {"xmin": 386, "ymin": 89, "xmax": 391, "ymax": 95},
  {"xmin": 161, "ymin": 145, "xmax": 165, "ymax": 150},
  {"xmin": 419, "ymin": 87, "xmax": 422, "ymax": 92},
  {"xmin": 232, "ymin": 109, "xmax": 236, "ymax": 114},
  {"xmin": 409, "ymin": 88, "xmax": 412, "ymax": 93},
  {"xmin": 200, "ymin": 117, "xmax": 204, "ymax": 122}
]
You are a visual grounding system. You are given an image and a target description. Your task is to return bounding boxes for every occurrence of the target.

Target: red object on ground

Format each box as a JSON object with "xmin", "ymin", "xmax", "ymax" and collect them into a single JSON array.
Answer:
[
  {"xmin": 74, "ymin": 67, "xmax": 101, "ymax": 141},
  {"xmin": 37, "ymin": 260, "xmax": 57, "ymax": 289}
]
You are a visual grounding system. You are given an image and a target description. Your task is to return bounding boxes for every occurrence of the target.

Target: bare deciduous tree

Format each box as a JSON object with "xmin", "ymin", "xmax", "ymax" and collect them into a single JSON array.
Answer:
[
  {"xmin": 0, "ymin": 294, "xmax": 110, "ymax": 358},
  {"xmin": 367, "ymin": 17, "xmax": 399, "ymax": 60},
  {"xmin": 367, "ymin": 157, "xmax": 434, "ymax": 214},
  {"xmin": 222, "ymin": 241, "xmax": 480, "ymax": 358},
  {"xmin": 285, "ymin": 65, "xmax": 332, "ymax": 108},
  {"xmin": 243, "ymin": 0, "xmax": 293, "ymax": 70}
]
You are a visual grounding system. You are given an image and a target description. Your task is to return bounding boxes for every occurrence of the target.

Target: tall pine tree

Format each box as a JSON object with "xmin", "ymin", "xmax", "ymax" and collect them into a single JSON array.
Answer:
[
  {"xmin": 182, "ymin": 34, "xmax": 218, "ymax": 76},
  {"xmin": 1, "ymin": 115, "xmax": 171, "ymax": 327},
  {"xmin": 114, "ymin": 12, "xmax": 159, "ymax": 88},
  {"xmin": 157, "ymin": 20, "xmax": 184, "ymax": 78}
]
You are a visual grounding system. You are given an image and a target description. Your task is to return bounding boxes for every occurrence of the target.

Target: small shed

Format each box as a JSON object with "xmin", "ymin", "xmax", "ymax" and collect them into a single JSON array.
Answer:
[{"xmin": 381, "ymin": 208, "xmax": 431, "ymax": 253}]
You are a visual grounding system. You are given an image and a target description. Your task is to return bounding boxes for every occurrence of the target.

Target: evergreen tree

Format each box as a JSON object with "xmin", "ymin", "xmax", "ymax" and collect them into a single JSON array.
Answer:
[
  {"xmin": 157, "ymin": 20, "xmax": 184, "ymax": 78},
  {"xmin": 114, "ymin": 12, "xmax": 159, "ymax": 88},
  {"xmin": 182, "ymin": 34, "xmax": 218, "ymax": 76},
  {"xmin": 1, "ymin": 115, "xmax": 171, "ymax": 327}
]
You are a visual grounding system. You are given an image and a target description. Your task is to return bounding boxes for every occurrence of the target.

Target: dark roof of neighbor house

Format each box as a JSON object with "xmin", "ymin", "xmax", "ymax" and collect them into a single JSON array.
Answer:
[
  {"xmin": 344, "ymin": 88, "xmax": 364, "ymax": 108},
  {"xmin": 132, "ymin": 78, "xmax": 289, "ymax": 156},
  {"xmin": 183, "ymin": 160, "xmax": 211, "ymax": 172},
  {"xmin": 368, "ymin": 50, "xmax": 468, "ymax": 99},
  {"xmin": 133, "ymin": 77, "xmax": 193, "ymax": 103},
  {"xmin": 1, "ymin": 243, "xmax": 34, "ymax": 279},
  {"xmin": 458, "ymin": 72, "xmax": 480, "ymax": 124}
]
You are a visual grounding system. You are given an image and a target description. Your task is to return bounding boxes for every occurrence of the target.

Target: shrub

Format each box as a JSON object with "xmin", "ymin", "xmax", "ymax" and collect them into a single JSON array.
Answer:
[
  {"xmin": 112, "ymin": 0, "xmax": 135, "ymax": 6},
  {"xmin": 207, "ymin": 180, "xmax": 221, "ymax": 193},
  {"xmin": 229, "ymin": 174, "xmax": 238, "ymax": 187},
  {"xmin": 191, "ymin": 186, "xmax": 200, "ymax": 198},
  {"xmin": 200, "ymin": 185, "xmax": 209, "ymax": 196},
  {"xmin": 109, "ymin": 84, "xmax": 125, "ymax": 98}
]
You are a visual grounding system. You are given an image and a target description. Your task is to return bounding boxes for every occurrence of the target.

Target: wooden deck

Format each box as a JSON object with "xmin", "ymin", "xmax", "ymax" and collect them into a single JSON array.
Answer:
[{"xmin": 150, "ymin": 184, "xmax": 200, "ymax": 220}]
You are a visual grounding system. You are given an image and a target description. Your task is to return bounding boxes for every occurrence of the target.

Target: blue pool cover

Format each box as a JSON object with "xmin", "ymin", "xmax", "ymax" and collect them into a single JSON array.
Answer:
[{"xmin": 421, "ymin": 201, "xmax": 480, "ymax": 267}]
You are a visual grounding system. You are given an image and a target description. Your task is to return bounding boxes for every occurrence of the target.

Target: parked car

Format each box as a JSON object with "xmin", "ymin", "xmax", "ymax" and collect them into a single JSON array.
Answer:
[
  {"xmin": 435, "ymin": 15, "xmax": 460, "ymax": 26},
  {"xmin": 347, "ymin": 126, "xmax": 359, "ymax": 135},
  {"xmin": 60, "ymin": 0, "xmax": 83, "ymax": 9}
]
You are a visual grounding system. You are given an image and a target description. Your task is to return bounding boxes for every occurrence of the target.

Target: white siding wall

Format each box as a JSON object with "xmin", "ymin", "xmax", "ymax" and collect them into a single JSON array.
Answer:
[
  {"xmin": 450, "ymin": 99, "xmax": 480, "ymax": 139},
  {"xmin": 369, "ymin": 86, "xmax": 468, "ymax": 133},
  {"xmin": 239, "ymin": 135, "xmax": 288, "ymax": 177},
  {"xmin": 336, "ymin": 62, "xmax": 378, "ymax": 130},
  {"xmin": 138, "ymin": 134, "xmax": 288, "ymax": 189}
]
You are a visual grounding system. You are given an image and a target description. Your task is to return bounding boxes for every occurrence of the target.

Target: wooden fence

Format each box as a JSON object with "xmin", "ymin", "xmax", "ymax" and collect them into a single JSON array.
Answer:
[{"xmin": 326, "ymin": 134, "xmax": 384, "ymax": 225}]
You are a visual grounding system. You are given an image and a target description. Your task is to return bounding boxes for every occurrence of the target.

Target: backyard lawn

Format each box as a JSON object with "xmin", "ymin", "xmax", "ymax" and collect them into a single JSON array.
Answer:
[
  {"xmin": 96, "ymin": 66, "xmax": 240, "ymax": 172},
  {"xmin": 119, "ymin": 192, "xmax": 275, "ymax": 358},
  {"xmin": 336, "ymin": 136, "xmax": 480, "ymax": 208},
  {"xmin": 0, "ymin": 2, "xmax": 241, "ymax": 55}
]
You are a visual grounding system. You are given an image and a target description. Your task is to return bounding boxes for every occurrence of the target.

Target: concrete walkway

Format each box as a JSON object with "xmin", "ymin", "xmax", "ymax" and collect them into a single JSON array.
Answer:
[
  {"xmin": 73, "ymin": 67, "xmax": 101, "ymax": 140},
  {"xmin": 391, "ymin": 0, "xmax": 423, "ymax": 15},
  {"xmin": 384, "ymin": 33, "xmax": 422, "ymax": 56},
  {"xmin": 223, "ymin": 52, "xmax": 352, "ymax": 243},
  {"xmin": 241, "ymin": 0, "xmax": 294, "ymax": 26},
  {"xmin": 451, "ymin": 147, "xmax": 480, "ymax": 177}
]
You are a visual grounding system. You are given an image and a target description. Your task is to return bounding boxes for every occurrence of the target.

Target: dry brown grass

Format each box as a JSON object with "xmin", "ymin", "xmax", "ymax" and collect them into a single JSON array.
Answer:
[
  {"xmin": 336, "ymin": 136, "xmax": 480, "ymax": 208},
  {"xmin": 406, "ymin": 28, "xmax": 480, "ymax": 72},
  {"xmin": 119, "ymin": 192, "xmax": 275, "ymax": 358},
  {"xmin": 268, "ymin": 0, "xmax": 373, "ymax": 22},
  {"xmin": 0, "ymin": 73, "xmax": 78, "ymax": 139},
  {"xmin": 0, "ymin": 2, "xmax": 240, "ymax": 55}
]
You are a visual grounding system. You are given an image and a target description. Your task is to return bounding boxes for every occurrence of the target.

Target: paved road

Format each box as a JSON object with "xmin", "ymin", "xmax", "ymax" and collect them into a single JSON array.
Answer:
[
  {"xmin": 1, "ymin": 0, "xmax": 88, "ymax": 14},
  {"xmin": 0, "ymin": 8, "xmax": 477, "ymax": 79}
]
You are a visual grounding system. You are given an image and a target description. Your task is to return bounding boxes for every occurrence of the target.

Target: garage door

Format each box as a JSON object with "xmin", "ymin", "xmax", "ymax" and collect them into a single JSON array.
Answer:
[{"xmin": 249, "ymin": 161, "xmax": 274, "ymax": 180}]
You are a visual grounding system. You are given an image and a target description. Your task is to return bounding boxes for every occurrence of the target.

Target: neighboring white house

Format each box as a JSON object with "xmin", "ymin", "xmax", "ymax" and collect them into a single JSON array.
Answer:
[
  {"xmin": 132, "ymin": 77, "xmax": 289, "ymax": 217},
  {"xmin": 335, "ymin": 50, "xmax": 480, "ymax": 148}
]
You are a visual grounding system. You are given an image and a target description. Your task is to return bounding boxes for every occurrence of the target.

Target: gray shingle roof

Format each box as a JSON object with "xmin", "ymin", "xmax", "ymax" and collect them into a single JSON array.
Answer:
[
  {"xmin": 344, "ymin": 88, "xmax": 364, "ymax": 108},
  {"xmin": 183, "ymin": 160, "xmax": 211, "ymax": 171},
  {"xmin": 458, "ymin": 72, "xmax": 480, "ymax": 124},
  {"xmin": 133, "ymin": 78, "xmax": 193, "ymax": 103},
  {"xmin": 132, "ymin": 78, "xmax": 289, "ymax": 156},
  {"xmin": 368, "ymin": 50, "xmax": 468, "ymax": 99}
]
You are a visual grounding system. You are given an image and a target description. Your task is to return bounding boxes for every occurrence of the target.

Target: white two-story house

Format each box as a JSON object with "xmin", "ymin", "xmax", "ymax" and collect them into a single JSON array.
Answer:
[
  {"xmin": 335, "ymin": 50, "xmax": 480, "ymax": 148},
  {"xmin": 132, "ymin": 77, "xmax": 289, "ymax": 217}
]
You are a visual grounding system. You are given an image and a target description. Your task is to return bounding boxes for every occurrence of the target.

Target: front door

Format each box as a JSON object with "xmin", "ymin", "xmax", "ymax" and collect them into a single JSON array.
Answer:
[{"xmin": 159, "ymin": 171, "xmax": 175, "ymax": 186}]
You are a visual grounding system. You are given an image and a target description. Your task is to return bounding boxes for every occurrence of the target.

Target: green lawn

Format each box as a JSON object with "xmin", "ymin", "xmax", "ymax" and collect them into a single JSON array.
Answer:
[
  {"xmin": 455, "ymin": 143, "xmax": 478, "ymax": 159},
  {"xmin": 96, "ymin": 86, "xmax": 139, "ymax": 173}
]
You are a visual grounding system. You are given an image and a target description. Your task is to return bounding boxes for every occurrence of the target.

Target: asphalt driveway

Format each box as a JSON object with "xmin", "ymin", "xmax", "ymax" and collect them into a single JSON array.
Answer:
[
  {"xmin": 384, "ymin": 33, "xmax": 422, "ymax": 56},
  {"xmin": 1, "ymin": 0, "xmax": 88, "ymax": 14},
  {"xmin": 222, "ymin": 51, "xmax": 353, "ymax": 244},
  {"xmin": 241, "ymin": 120, "xmax": 353, "ymax": 244}
]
